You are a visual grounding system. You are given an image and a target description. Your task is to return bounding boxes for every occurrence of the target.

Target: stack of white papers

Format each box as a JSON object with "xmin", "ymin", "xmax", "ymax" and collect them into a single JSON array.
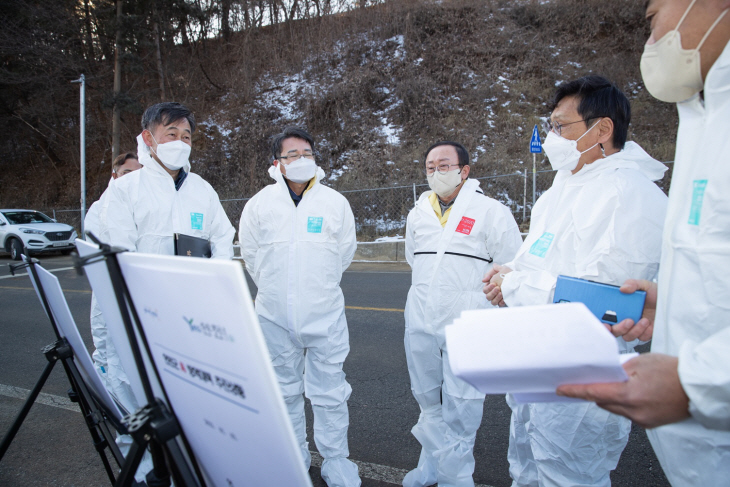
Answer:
[{"xmin": 445, "ymin": 302, "xmax": 635, "ymax": 403}]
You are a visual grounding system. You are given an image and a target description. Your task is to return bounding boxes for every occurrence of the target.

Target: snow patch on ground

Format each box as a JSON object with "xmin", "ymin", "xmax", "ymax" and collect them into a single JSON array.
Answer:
[
  {"xmin": 374, "ymin": 234, "xmax": 404, "ymax": 242},
  {"xmin": 329, "ymin": 164, "xmax": 350, "ymax": 181},
  {"xmin": 378, "ymin": 117, "xmax": 402, "ymax": 145}
]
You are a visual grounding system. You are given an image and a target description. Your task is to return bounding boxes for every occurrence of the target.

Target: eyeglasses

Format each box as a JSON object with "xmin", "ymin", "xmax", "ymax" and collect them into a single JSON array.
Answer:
[
  {"xmin": 278, "ymin": 151, "xmax": 315, "ymax": 163},
  {"xmin": 542, "ymin": 119, "xmax": 588, "ymax": 137},
  {"xmin": 425, "ymin": 163, "xmax": 460, "ymax": 175}
]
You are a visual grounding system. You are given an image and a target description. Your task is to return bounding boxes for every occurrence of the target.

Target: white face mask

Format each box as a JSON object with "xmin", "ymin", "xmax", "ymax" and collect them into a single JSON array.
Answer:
[
  {"xmin": 150, "ymin": 134, "xmax": 191, "ymax": 170},
  {"xmin": 427, "ymin": 168, "xmax": 463, "ymax": 198},
  {"xmin": 542, "ymin": 120, "xmax": 601, "ymax": 172},
  {"xmin": 640, "ymin": 0, "xmax": 729, "ymax": 103},
  {"xmin": 282, "ymin": 157, "xmax": 317, "ymax": 184}
]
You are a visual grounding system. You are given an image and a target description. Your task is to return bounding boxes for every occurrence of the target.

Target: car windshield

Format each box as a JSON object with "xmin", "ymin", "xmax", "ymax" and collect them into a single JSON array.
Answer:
[{"xmin": 2, "ymin": 211, "xmax": 54, "ymax": 224}]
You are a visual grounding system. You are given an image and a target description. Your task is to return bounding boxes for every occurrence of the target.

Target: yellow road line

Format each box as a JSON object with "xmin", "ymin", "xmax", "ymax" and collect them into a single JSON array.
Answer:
[
  {"xmin": 346, "ymin": 305, "xmax": 404, "ymax": 313},
  {"xmin": 1, "ymin": 286, "xmax": 405, "ymax": 312},
  {"xmin": 0, "ymin": 285, "xmax": 91, "ymax": 294}
]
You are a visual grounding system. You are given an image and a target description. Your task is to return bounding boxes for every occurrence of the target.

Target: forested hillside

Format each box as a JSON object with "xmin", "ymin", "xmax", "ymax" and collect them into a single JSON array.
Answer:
[{"xmin": 0, "ymin": 0, "xmax": 677, "ymax": 216}]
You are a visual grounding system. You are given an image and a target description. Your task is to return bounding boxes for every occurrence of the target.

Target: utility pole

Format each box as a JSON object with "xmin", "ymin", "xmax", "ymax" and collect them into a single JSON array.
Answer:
[
  {"xmin": 71, "ymin": 75, "xmax": 86, "ymax": 237},
  {"xmin": 533, "ymin": 152, "xmax": 536, "ymax": 209}
]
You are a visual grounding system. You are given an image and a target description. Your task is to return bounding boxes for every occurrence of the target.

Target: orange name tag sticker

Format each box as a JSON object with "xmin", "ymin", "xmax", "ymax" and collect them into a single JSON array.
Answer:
[{"xmin": 455, "ymin": 216, "xmax": 475, "ymax": 235}]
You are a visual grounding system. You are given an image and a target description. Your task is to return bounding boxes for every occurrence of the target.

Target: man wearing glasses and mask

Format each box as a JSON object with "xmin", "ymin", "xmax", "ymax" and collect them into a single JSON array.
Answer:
[
  {"xmin": 483, "ymin": 76, "xmax": 668, "ymax": 487},
  {"xmin": 238, "ymin": 127, "xmax": 359, "ymax": 487},
  {"xmin": 402, "ymin": 141, "xmax": 522, "ymax": 487}
]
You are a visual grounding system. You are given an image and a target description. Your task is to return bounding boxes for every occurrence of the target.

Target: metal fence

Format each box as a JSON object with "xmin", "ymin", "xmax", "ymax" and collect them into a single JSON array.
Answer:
[
  {"xmin": 38, "ymin": 162, "xmax": 674, "ymax": 241},
  {"xmin": 216, "ymin": 172, "xmax": 535, "ymax": 240}
]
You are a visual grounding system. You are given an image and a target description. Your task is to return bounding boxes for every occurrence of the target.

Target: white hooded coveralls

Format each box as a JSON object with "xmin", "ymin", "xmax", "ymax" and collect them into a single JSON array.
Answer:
[
  {"xmin": 645, "ymin": 40, "xmax": 730, "ymax": 486},
  {"xmin": 404, "ymin": 178, "xmax": 523, "ymax": 487},
  {"xmin": 104, "ymin": 140, "xmax": 235, "ymax": 259},
  {"xmin": 239, "ymin": 165, "xmax": 360, "ymax": 487},
  {"xmin": 85, "ymin": 177, "xmax": 114, "ymax": 382},
  {"xmin": 102, "ymin": 139, "xmax": 235, "ymax": 410},
  {"xmin": 86, "ymin": 176, "xmax": 156, "ymax": 483},
  {"xmin": 100, "ymin": 140, "xmax": 234, "ymax": 481},
  {"xmin": 86, "ymin": 178, "xmax": 141, "ymax": 416},
  {"xmin": 500, "ymin": 142, "xmax": 668, "ymax": 487}
]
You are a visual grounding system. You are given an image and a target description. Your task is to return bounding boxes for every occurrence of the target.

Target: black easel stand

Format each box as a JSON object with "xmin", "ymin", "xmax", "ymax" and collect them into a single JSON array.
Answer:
[
  {"xmin": 0, "ymin": 259, "xmax": 125, "ymax": 485},
  {"xmin": 75, "ymin": 235, "xmax": 204, "ymax": 487}
]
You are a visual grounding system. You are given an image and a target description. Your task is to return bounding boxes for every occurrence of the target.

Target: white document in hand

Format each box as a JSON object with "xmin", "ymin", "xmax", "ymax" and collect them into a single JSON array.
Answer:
[{"xmin": 445, "ymin": 302, "xmax": 635, "ymax": 403}]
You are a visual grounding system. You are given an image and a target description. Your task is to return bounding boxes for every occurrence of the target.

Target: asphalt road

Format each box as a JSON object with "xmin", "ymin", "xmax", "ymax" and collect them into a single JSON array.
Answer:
[{"xmin": 0, "ymin": 254, "xmax": 669, "ymax": 487}]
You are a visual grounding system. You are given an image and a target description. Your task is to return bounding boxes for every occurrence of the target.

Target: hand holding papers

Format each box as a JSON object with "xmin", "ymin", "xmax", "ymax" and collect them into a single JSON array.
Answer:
[{"xmin": 445, "ymin": 303, "xmax": 636, "ymax": 403}]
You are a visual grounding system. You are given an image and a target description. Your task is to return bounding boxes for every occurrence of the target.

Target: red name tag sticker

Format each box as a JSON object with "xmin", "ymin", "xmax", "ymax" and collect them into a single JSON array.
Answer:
[{"xmin": 455, "ymin": 216, "xmax": 475, "ymax": 235}]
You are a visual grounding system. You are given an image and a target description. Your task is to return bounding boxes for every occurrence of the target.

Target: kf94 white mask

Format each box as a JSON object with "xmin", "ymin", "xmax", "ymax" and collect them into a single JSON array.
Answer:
[
  {"xmin": 427, "ymin": 168, "xmax": 463, "ymax": 198},
  {"xmin": 640, "ymin": 0, "xmax": 729, "ymax": 103},
  {"xmin": 150, "ymin": 134, "xmax": 191, "ymax": 171},
  {"xmin": 282, "ymin": 157, "xmax": 317, "ymax": 184},
  {"xmin": 543, "ymin": 120, "xmax": 601, "ymax": 172}
]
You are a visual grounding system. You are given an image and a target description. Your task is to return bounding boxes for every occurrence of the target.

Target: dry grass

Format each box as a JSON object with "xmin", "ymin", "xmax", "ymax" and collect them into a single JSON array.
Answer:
[{"xmin": 0, "ymin": 0, "xmax": 678, "ymax": 216}]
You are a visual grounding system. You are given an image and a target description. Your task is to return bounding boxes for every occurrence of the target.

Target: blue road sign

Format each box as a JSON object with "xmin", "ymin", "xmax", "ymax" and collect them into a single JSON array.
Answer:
[{"xmin": 530, "ymin": 124, "xmax": 542, "ymax": 153}]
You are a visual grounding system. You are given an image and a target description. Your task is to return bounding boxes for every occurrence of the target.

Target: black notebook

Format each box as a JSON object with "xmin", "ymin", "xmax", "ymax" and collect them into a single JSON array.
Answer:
[{"xmin": 174, "ymin": 233, "xmax": 212, "ymax": 258}]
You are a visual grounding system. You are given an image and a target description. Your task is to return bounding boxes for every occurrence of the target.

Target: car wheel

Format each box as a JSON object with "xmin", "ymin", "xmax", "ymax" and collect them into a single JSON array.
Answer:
[{"xmin": 9, "ymin": 238, "xmax": 24, "ymax": 261}]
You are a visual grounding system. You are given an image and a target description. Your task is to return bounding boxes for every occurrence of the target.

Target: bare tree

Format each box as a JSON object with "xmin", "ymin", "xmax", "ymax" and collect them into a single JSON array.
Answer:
[
  {"xmin": 112, "ymin": 0, "xmax": 123, "ymax": 160},
  {"xmin": 221, "ymin": 0, "xmax": 232, "ymax": 41},
  {"xmin": 153, "ymin": 18, "xmax": 166, "ymax": 100}
]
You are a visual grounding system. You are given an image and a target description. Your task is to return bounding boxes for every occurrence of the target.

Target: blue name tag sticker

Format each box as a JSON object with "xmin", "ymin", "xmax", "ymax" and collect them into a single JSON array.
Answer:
[
  {"xmin": 190, "ymin": 212, "xmax": 204, "ymax": 230},
  {"xmin": 688, "ymin": 180, "xmax": 708, "ymax": 226},
  {"xmin": 529, "ymin": 232, "xmax": 555, "ymax": 258},
  {"xmin": 307, "ymin": 216, "xmax": 323, "ymax": 233}
]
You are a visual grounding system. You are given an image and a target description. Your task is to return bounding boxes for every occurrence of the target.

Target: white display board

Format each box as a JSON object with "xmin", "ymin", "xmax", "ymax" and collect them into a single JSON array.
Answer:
[
  {"xmin": 75, "ymin": 239, "xmax": 156, "ymax": 409},
  {"xmin": 445, "ymin": 302, "xmax": 634, "ymax": 403},
  {"xmin": 117, "ymin": 252, "xmax": 312, "ymax": 487},
  {"xmin": 23, "ymin": 256, "xmax": 123, "ymax": 419}
]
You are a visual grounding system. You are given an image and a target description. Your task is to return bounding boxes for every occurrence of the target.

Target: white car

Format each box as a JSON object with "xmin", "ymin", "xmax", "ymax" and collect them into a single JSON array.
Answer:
[{"xmin": 0, "ymin": 209, "xmax": 78, "ymax": 260}]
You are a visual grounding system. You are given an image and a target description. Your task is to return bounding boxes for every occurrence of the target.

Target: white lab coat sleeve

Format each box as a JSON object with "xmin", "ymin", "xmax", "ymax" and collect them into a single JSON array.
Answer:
[
  {"xmin": 678, "ymin": 326, "xmax": 730, "ymax": 430},
  {"xmin": 405, "ymin": 209, "xmax": 416, "ymax": 268},
  {"xmin": 488, "ymin": 205, "xmax": 523, "ymax": 266},
  {"xmin": 238, "ymin": 198, "xmax": 260, "ymax": 285},
  {"xmin": 207, "ymin": 190, "xmax": 235, "ymax": 260},
  {"xmin": 339, "ymin": 198, "xmax": 357, "ymax": 271},
  {"xmin": 104, "ymin": 181, "xmax": 139, "ymax": 251},
  {"xmin": 501, "ymin": 269, "xmax": 558, "ymax": 307}
]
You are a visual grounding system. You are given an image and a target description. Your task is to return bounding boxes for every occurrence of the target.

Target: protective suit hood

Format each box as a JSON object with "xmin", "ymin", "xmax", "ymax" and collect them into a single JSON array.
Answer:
[
  {"xmin": 701, "ymin": 36, "xmax": 730, "ymax": 111},
  {"xmin": 136, "ymin": 133, "xmax": 192, "ymax": 174},
  {"xmin": 573, "ymin": 141, "xmax": 667, "ymax": 182},
  {"xmin": 416, "ymin": 178, "xmax": 479, "ymax": 208}
]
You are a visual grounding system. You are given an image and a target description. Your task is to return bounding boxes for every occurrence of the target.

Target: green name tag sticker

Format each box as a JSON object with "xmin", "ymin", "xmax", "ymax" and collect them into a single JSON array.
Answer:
[
  {"xmin": 529, "ymin": 232, "xmax": 554, "ymax": 258},
  {"xmin": 688, "ymin": 180, "xmax": 707, "ymax": 226},
  {"xmin": 190, "ymin": 212, "xmax": 204, "ymax": 230},
  {"xmin": 307, "ymin": 216, "xmax": 323, "ymax": 233}
]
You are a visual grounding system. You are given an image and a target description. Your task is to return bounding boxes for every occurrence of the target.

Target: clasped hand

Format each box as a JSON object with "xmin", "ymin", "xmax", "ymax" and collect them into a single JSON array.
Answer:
[{"xmin": 482, "ymin": 264, "xmax": 512, "ymax": 307}]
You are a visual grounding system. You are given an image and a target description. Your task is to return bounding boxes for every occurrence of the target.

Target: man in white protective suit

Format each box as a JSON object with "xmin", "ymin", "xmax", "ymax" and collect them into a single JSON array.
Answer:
[
  {"xmin": 105, "ymin": 101, "xmax": 235, "ymax": 258},
  {"xmin": 483, "ymin": 75, "xmax": 668, "ymax": 487},
  {"xmin": 403, "ymin": 141, "xmax": 523, "ymax": 487},
  {"xmin": 238, "ymin": 127, "xmax": 360, "ymax": 487},
  {"xmin": 557, "ymin": 1, "xmax": 730, "ymax": 485},
  {"xmin": 102, "ymin": 103, "xmax": 234, "ymax": 484},
  {"xmin": 84, "ymin": 152, "xmax": 142, "ymax": 395},
  {"xmin": 84, "ymin": 150, "xmax": 149, "ymax": 484},
  {"xmin": 85, "ymin": 151, "xmax": 141, "ymax": 384}
]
